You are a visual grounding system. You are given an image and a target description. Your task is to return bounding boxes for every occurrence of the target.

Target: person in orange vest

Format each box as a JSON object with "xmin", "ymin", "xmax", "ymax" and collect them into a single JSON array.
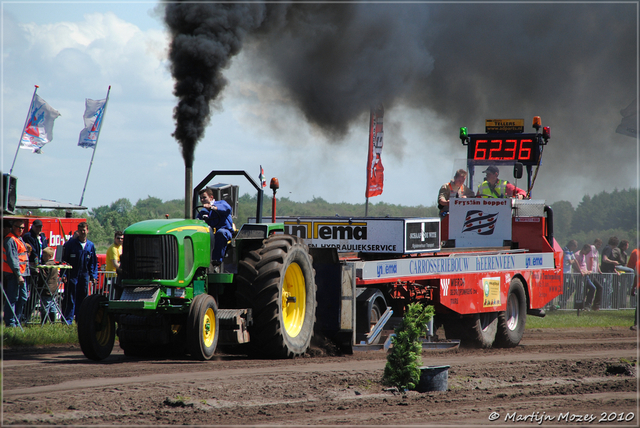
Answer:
[{"xmin": 3, "ymin": 220, "xmax": 30, "ymax": 327}]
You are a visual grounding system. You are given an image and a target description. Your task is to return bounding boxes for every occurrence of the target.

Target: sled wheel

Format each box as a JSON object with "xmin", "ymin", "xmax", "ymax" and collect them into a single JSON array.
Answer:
[
  {"xmin": 236, "ymin": 235, "xmax": 317, "ymax": 358},
  {"xmin": 364, "ymin": 300, "xmax": 385, "ymax": 345},
  {"xmin": 442, "ymin": 314, "xmax": 468, "ymax": 342},
  {"xmin": 495, "ymin": 278, "xmax": 527, "ymax": 348},
  {"xmin": 78, "ymin": 294, "xmax": 115, "ymax": 361},
  {"xmin": 187, "ymin": 294, "xmax": 219, "ymax": 360},
  {"xmin": 467, "ymin": 312, "xmax": 498, "ymax": 348}
]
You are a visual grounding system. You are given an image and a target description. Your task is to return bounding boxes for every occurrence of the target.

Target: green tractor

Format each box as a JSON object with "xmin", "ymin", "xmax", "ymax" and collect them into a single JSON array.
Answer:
[{"xmin": 78, "ymin": 171, "xmax": 318, "ymax": 360}]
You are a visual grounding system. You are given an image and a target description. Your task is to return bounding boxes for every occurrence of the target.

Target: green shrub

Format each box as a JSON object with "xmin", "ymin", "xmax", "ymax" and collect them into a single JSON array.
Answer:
[{"xmin": 382, "ymin": 302, "xmax": 435, "ymax": 391}]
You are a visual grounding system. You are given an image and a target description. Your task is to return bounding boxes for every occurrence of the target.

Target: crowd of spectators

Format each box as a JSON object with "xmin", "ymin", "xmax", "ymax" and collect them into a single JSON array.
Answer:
[{"xmin": 563, "ymin": 236, "xmax": 638, "ymax": 326}]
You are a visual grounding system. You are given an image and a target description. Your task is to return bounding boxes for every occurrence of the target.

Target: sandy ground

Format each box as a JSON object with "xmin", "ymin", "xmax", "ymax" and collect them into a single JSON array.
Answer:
[{"xmin": 2, "ymin": 326, "xmax": 638, "ymax": 426}]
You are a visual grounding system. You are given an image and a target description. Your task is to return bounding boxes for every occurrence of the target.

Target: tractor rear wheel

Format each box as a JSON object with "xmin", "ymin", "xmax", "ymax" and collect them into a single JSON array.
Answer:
[
  {"xmin": 495, "ymin": 278, "xmax": 527, "ymax": 348},
  {"xmin": 442, "ymin": 312, "xmax": 497, "ymax": 348},
  {"xmin": 235, "ymin": 235, "xmax": 316, "ymax": 358},
  {"xmin": 78, "ymin": 294, "xmax": 115, "ymax": 361},
  {"xmin": 467, "ymin": 312, "xmax": 498, "ymax": 348},
  {"xmin": 187, "ymin": 294, "xmax": 219, "ymax": 360}
]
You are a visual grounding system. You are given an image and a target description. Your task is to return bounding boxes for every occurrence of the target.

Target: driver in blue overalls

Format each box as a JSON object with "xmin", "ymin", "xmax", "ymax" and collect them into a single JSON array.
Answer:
[{"xmin": 196, "ymin": 187, "xmax": 233, "ymax": 270}]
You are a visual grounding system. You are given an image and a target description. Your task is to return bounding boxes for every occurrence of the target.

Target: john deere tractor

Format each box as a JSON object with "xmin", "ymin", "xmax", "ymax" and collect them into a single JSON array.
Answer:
[{"xmin": 78, "ymin": 171, "xmax": 317, "ymax": 361}]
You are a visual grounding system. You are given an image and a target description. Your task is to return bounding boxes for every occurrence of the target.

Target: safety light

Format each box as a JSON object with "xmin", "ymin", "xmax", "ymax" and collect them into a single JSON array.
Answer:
[
  {"xmin": 542, "ymin": 126, "xmax": 550, "ymax": 142},
  {"xmin": 459, "ymin": 127, "xmax": 468, "ymax": 144},
  {"xmin": 532, "ymin": 116, "xmax": 541, "ymax": 131}
]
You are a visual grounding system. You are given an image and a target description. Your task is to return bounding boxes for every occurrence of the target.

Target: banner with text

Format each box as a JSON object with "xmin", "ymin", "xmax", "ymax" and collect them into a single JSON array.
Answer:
[
  {"xmin": 365, "ymin": 105, "xmax": 384, "ymax": 198},
  {"xmin": 449, "ymin": 198, "xmax": 512, "ymax": 247}
]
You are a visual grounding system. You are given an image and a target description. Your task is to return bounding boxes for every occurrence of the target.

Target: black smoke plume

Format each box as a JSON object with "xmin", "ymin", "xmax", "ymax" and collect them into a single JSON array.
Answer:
[
  {"xmin": 164, "ymin": 2, "xmax": 280, "ymax": 167},
  {"xmin": 164, "ymin": 2, "xmax": 636, "ymax": 198}
]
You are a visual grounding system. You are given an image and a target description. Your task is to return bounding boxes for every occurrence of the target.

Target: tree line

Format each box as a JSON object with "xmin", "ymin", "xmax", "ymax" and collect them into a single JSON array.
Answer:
[
  {"xmin": 18, "ymin": 188, "xmax": 636, "ymax": 253},
  {"xmin": 551, "ymin": 188, "xmax": 637, "ymax": 250}
]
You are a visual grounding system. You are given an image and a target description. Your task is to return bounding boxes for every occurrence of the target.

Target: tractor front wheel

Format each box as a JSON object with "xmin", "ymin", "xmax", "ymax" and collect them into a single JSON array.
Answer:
[
  {"xmin": 78, "ymin": 294, "xmax": 115, "ymax": 361},
  {"xmin": 187, "ymin": 294, "xmax": 219, "ymax": 360}
]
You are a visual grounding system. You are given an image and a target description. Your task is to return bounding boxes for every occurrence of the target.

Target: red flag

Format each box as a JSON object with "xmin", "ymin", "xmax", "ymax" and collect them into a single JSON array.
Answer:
[{"xmin": 365, "ymin": 105, "xmax": 384, "ymax": 198}]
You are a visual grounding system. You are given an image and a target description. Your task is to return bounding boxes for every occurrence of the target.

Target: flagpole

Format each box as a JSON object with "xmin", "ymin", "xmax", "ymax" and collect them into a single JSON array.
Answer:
[
  {"xmin": 79, "ymin": 86, "xmax": 111, "ymax": 206},
  {"xmin": 10, "ymin": 85, "xmax": 39, "ymax": 175}
]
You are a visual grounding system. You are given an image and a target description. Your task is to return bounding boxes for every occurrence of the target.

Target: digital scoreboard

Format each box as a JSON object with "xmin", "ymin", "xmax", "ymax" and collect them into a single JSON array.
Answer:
[{"xmin": 466, "ymin": 134, "xmax": 541, "ymax": 165}]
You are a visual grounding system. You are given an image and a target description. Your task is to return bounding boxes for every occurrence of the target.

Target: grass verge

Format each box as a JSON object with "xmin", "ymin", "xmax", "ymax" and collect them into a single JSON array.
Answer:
[
  {"xmin": 2, "ymin": 323, "xmax": 78, "ymax": 348},
  {"xmin": 526, "ymin": 309, "xmax": 636, "ymax": 329}
]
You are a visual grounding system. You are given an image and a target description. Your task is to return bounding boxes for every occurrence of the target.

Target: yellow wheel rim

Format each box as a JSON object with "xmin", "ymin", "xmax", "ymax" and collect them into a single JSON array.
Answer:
[
  {"xmin": 282, "ymin": 262, "xmax": 306, "ymax": 338},
  {"xmin": 202, "ymin": 307, "xmax": 216, "ymax": 348},
  {"xmin": 95, "ymin": 308, "xmax": 111, "ymax": 346}
]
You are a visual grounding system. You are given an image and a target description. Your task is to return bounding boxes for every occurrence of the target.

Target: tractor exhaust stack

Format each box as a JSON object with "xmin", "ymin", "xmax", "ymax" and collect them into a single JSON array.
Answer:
[{"xmin": 185, "ymin": 165, "xmax": 193, "ymax": 219}]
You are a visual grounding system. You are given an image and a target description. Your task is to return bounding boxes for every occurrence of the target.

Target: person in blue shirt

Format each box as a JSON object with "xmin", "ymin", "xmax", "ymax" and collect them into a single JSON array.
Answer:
[
  {"xmin": 196, "ymin": 188, "xmax": 233, "ymax": 268},
  {"xmin": 61, "ymin": 222, "xmax": 97, "ymax": 324},
  {"xmin": 563, "ymin": 240, "xmax": 580, "ymax": 274}
]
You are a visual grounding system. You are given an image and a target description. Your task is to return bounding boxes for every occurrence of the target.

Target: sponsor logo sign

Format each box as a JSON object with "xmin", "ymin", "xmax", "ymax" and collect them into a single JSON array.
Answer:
[
  {"xmin": 361, "ymin": 252, "xmax": 555, "ymax": 280},
  {"xmin": 405, "ymin": 219, "xmax": 440, "ymax": 253},
  {"xmin": 449, "ymin": 199, "xmax": 512, "ymax": 247},
  {"xmin": 482, "ymin": 277, "xmax": 502, "ymax": 307},
  {"xmin": 255, "ymin": 217, "xmax": 439, "ymax": 254}
]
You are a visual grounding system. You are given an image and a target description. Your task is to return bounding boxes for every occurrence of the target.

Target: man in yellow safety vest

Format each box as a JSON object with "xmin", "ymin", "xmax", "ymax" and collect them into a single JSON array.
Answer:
[{"xmin": 476, "ymin": 165, "xmax": 526, "ymax": 199}]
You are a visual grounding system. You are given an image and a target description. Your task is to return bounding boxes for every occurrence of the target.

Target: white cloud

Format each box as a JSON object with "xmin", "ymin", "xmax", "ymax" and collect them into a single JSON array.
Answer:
[{"xmin": 2, "ymin": 8, "xmax": 177, "ymax": 209}]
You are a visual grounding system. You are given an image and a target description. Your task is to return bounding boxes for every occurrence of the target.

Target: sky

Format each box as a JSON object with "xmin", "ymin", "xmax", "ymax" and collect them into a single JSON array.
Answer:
[{"xmin": 2, "ymin": 1, "xmax": 638, "ymax": 214}]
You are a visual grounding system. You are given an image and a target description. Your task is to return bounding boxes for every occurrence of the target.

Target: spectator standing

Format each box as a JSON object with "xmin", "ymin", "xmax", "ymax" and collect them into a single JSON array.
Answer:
[
  {"xmin": 587, "ymin": 239, "xmax": 603, "ymax": 274},
  {"xmin": 628, "ymin": 247, "xmax": 639, "ymax": 330},
  {"xmin": 575, "ymin": 244, "xmax": 603, "ymax": 311},
  {"xmin": 22, "ymin": 219, "xmax": 47, "ymax": 268},
  {"xmin": 612, "ymin": 240, "xmax": 635, "ymax": 273},
  {"xmin": 437, "ymin": 169, "xmax": 475, "ymax": 215},
  {"xmin": 105, "ymin": 231, "xmax": 123, "ymax": 298},
  {"xmin": 38, "ymin": 247, "xmax": 59, "ymax": 323},
  {"xmin": 61, "ymin": 222, "xmax": 97, "ymax": 324},
  {"xmin": 563, "ymin": 240, "xmax": 580, "ymax": 274},
  {"xmin": 23, "ymin": 220, "xmax": 47, "ymax": 322},
  {"xmin": 600, "ymin": 236, "xmax": 620, "ymax": 273},
  {"xmin": 196, "ymin": 188, "xmax": 233, "ymax": 269},
  {"xmin": 106, "ymin": 231, "xmax": 123, "ymax": 274},
  {"xmin": 2, "ymin": 220, "xmax": 30, "ymax": 327},
  {"xmin": 563, "ymin": 240, "xmax": 580, "ymax": 305}
]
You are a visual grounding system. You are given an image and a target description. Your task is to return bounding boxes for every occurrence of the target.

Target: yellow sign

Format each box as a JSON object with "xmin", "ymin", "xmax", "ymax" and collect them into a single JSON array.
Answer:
[
  {"xmin": 482, "ymin": 277, "xmax": 502, "ymax": 307},
  {"xmin": 485, "ymin": 119, "xmax": 524, "ymax": 133}
]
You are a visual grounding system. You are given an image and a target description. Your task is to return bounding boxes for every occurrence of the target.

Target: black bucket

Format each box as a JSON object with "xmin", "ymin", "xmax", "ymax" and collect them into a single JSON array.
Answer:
[{"xmin": 417, "ymin": 365, "xmax": 450, "ymax": 392}]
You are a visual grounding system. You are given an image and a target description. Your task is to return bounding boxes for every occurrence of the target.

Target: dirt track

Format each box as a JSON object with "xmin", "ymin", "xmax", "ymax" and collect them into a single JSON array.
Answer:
[{"xmin": 2, "ymin": 326, "xmax": 638, "ymax": 426}]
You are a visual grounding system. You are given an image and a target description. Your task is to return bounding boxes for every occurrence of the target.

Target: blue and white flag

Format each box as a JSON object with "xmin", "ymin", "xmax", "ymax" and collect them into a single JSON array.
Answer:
[
  {"xmin": 20, "ymin": 95, "xmax": 61, "ymax": 153},
  {"xmin": 78, "ymin": 98, "xmax": 107, "ymax": 148},
  {"xmin": 462, "ymin": 210, "xmax": 498, "ymax": 235}
]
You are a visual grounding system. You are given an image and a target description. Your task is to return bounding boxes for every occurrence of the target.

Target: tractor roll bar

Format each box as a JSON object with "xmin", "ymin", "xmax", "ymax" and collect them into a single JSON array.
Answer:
[{"xmin": 193, "ymin": 170, "xmax": 264, "ymax": 223}]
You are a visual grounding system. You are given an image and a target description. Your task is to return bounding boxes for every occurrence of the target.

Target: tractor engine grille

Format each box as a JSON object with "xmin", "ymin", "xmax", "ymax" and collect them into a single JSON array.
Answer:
[{"xmin": 121, "ymin": 234, "xmax": 178, "ymax": 280}]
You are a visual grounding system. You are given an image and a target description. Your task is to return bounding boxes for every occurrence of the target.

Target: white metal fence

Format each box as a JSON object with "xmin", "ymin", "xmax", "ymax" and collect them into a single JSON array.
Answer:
[
  {"xmin": 21, "ymin": 270, "xmax": 117, "ymax": 325},
  {"xmin": 546, "ymin": 273, "xmax": 637, "ymax": 310}
]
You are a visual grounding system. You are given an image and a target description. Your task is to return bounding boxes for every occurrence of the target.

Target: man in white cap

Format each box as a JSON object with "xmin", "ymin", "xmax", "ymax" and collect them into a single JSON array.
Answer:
[{"xmin": 476, "ymin": 165, "xmax": 526, "ymax": 199}]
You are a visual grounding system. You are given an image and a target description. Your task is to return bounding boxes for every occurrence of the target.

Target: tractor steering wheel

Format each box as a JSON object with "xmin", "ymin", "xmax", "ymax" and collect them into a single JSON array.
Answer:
[{"xmin": 194, "ymin": 205, "xmax": 221, "ymax": 224}]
